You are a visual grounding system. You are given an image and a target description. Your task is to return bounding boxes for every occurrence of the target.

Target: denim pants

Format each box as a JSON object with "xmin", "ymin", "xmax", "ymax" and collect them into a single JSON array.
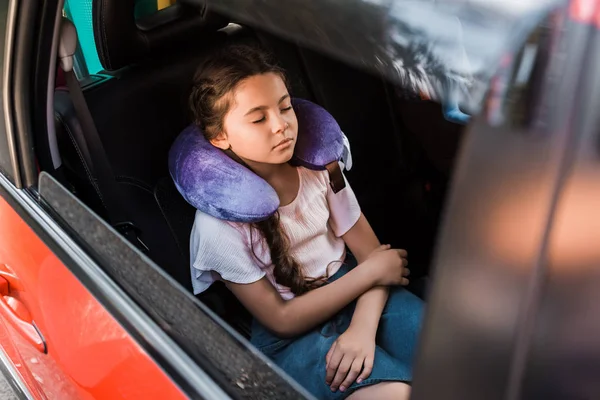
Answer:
[{"xmin": 250, "ymin": 257, "xmax": 425, "ymax": 399}]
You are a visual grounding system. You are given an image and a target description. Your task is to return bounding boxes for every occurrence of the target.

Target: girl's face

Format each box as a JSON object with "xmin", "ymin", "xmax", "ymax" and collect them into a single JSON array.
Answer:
[{"xmin": 211, "ymin": 73, "xmax": 298, "ymax": 167}]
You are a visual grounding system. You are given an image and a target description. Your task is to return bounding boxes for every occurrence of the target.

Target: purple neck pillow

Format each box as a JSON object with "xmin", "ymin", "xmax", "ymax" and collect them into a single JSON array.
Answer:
[{"xmin": 169, "ymin": 98, "xmax": 345, "ymax": 223}]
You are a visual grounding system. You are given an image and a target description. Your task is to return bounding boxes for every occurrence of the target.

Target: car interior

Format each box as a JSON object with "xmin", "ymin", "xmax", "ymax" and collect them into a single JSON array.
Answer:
[{"xmin": 48, "ymin": 0, "xmax": 467, "ymax": 338}]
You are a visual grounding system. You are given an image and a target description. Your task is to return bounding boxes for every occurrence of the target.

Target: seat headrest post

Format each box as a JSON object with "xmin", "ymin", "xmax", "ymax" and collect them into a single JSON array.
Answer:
[{"xmin": 58, "ymin": 18, "xmax": 78, "ymax": 73}]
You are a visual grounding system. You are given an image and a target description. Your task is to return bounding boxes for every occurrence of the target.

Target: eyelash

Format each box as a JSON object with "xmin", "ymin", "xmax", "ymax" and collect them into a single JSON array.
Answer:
[{"xmin": 252, "ymin": 106, "xmax": 292, "ymax": 124}]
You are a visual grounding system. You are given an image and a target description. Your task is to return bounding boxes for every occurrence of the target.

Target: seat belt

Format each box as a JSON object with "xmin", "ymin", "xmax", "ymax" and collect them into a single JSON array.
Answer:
[{"xmin": 59, "ymin": 18, "xmax": 148, "ymax": 252}]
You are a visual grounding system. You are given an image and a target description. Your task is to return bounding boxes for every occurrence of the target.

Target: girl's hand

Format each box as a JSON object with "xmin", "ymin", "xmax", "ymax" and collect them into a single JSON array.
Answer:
[
  {"xmin": 366, "ymin": 244, "xmax": 393, "ymax": 259},
  {"xmin": 325, "ymin": 325, "xmax": 376, "ymax": 393},
  {"xmin": 363, "ymin": 245, "xmax": 410, "ymax": 287}
]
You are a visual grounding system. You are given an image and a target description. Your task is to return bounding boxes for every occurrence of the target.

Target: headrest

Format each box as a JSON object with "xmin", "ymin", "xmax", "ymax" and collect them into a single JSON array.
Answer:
[
  {"xmin": 169, "ymin": 98, "xmax": 345, "ymax": 223},
  {"xmin": 92, "ymin": 0, "xmax": 228, "ymax": 71}
]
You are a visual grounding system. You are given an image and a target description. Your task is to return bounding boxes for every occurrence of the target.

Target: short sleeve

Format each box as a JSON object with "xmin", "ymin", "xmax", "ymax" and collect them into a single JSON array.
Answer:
[
  {"xmin": 326, "ymin": 170, "xmax": 361, "ymax": 237},
  {"xmin": 190, "ymin": 211, "xmax": 266, "ymax": 295}
]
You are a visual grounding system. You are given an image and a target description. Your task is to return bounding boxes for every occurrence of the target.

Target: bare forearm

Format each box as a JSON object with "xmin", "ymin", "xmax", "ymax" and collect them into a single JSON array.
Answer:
[
  {"xmin": 350, "ymin": 286, "xmax": 389, "ymax": 337},
  {"xmin": 277, "ymin": 263, "xmax": 376, "ymax": 337},
  {"xmin": 350, "ymin": 247, "xmax": 389, "ymax": 337},
  {"xmin": 342, "ymin": 213, "xmax": 389, "ymax": 335}
]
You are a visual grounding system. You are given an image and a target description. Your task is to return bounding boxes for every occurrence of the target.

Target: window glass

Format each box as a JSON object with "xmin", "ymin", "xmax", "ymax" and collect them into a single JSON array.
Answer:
[
  {"xmin": 135, "ymin": 0, "xmax": 159, "ymax": 19},
  {"xmin": 63, "ymin": 0, "xmax": 178, "ymax": 77},
  {"xmin": 136, "ymin": 0, "xmax": 177, "ymax": 19},
  {"xmin": 157, "ymin": 0, "xmax": 177, "ymax": 10}
]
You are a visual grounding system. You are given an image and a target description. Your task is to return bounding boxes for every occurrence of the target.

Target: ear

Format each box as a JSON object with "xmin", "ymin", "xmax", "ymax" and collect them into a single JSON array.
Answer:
[{"xmin": 209, "ymin": 131, "xmax": 230, "ymax": 150}]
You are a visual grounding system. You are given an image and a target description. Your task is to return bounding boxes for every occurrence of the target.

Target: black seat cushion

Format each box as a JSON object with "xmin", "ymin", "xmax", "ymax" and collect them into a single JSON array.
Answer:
[
  {"xmin": 154, "ymin": 178, "xmax": 252, "ymax": 336},
  {"xmin": 54, "ymin": 26, "xmax": 260, "ymax": 284}
]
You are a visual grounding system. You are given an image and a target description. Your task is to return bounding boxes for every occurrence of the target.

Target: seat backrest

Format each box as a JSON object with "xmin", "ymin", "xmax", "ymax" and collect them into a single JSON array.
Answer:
[
  {"xmin": 54, "ymin": 1, "xmax": 246, "ymax": 287},
  {"xmin": 154, "ymin": 177, "xmax": 196, "ymax": 268},
  {"xmin": 395, "ymin": 98, "xmax": 465, "ymax": 178}
]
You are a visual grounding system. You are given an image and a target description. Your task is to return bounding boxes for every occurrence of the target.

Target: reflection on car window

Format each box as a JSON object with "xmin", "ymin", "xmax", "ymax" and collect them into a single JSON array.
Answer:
[
  {"xmin": 136, "ymin": 0, "xmax": 177, "ymax": 19},
  {"xmin": 63, "ymin": 0, "xmax": 178, "ymax": 77}
]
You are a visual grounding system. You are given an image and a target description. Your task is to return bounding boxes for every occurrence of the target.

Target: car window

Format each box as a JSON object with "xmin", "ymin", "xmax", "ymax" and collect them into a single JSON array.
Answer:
[
  {"xmin": 136, "ymin": 0, "xmax": 177, "ymax": 19},
  {"xmin": 0, "ymin": 4, "xmax": 15, "ymax": 183},
  {"xmin": 63, "ymin": 0, "xmax": 177, "ymax": 77}
]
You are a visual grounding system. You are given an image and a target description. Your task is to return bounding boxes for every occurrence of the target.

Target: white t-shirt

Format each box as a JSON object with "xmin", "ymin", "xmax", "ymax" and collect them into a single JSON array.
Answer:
[{"xmin": 189, "ymin": 166, "xmax": 361, "ymax": 300}]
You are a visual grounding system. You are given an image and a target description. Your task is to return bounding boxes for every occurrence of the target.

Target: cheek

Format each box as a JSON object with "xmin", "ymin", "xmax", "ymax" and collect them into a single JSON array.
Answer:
[
  {"xmin": 228, "ymin": 125, "xmax": 272, "ymax": 153},
  {"xmin": 286, "ymin": 112, "xmax": 299, "ymax": 135}
]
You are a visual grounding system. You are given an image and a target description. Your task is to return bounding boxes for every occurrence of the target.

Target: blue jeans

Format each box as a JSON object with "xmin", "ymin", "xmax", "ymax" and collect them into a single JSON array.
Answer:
[{"xmin": 251, "ymin": 257, "xmax": 425, "ymax": 399}]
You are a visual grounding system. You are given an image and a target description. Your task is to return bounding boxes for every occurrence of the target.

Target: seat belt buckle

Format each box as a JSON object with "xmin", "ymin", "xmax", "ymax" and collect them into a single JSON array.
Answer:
[{"xmin": 113, "ymin": 222, "xmax": 150, "ymax": 253}]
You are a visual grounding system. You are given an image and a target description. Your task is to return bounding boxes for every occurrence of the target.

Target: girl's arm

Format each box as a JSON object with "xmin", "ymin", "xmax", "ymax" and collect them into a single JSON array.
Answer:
[
  {"xmin": 342, "ymin": 213, "xmax": 390, "ymax": 337},
  {"xmin": 325, "ymin": 213, "xmax": 408, "ymax": 393},
  {"xmin": 226, "ymin": 255, "xmax": 382, "ymax": 338},
  {"xmin": 324, "ymin": 177, "xmax": 391, "ymax": 334},
  {"xmin": 226, "ymin": 245, "xmax": 408, "ymax": 338}
]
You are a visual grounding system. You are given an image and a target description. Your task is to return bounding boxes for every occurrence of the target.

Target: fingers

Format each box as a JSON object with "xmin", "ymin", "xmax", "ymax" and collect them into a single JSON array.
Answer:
[
  {"xmin": 329, "ymin": 356, "xmax": 353, "ymax": 392},
  {"xmin": 396, "ymin": 249, "xmax": 408, "ymax": 258},
  {"xmin": 395, "ymin": 249, "xmax": 408, "ymax": 268},
  {"xmin": 339, "ymin": 358, "xmax": 364, "ymax": 392},
  {"xmin": 325, "ymin": 341, "xmax": 337, "ymax": 367},
  {"xmin": 373, "ymin": 244, "xmax": 391, "ymax": 254},
  {"xmin": 401, "ymin": 277, "xmax": 410, "ymax": 286},
  {"xmin": 403, "ymin": 268, "xmax": 410, "ymax": 277},
  {"xmin": 325, "ymin": 343, "xmax": 343, "ymax": 385},
  {"xmin": 357, "ymin": 356, "xmax": 374, "ymax": 384}
]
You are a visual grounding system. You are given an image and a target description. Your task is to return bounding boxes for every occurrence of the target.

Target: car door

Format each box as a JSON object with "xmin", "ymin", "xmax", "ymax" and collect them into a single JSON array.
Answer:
[
  {"xmin": 412, "ymin": 2, "xmax": 600, "ymax": 399},
  {"xmin": 0, "ymin": 194, "xmax": 189, "ymax": 400},
  {"xmin": 0, "ymin": 1, "xmax": 189, "ymax": 398},
  {"xmin": 0, "ymin": 1, "xmax": 313, "ymax": 398}
]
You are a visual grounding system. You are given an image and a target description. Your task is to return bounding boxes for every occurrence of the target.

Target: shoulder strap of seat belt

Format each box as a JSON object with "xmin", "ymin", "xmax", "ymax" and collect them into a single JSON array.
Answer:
[{"xmin": 59, "ymin": 19, "xmax": 148, "ymax": 252}]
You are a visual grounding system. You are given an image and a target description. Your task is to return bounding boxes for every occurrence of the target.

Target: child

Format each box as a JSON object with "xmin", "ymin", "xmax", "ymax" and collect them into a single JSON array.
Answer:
[{"xmin": 188, "ymin": 44, "xmax": 424, "ymax": 400}]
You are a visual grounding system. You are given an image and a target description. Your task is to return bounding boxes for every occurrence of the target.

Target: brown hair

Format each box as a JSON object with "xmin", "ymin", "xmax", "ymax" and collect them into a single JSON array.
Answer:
[{"xmin": 189, "ymin": 44, "xmax": 324, "ymax": 296}]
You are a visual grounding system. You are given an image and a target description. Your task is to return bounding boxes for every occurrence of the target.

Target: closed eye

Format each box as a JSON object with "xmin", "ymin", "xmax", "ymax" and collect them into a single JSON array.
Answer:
[
  {"xmin": 252, "ymin": 116, "xmax": 266, "ymax": 124},
  {"xmin": 281, "ymin": 106, "xmax": 292, "ymax": 112}
]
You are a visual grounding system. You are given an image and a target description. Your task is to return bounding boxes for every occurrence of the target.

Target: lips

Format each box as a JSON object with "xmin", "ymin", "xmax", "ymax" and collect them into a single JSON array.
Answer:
[{"xmin": 273, "ymin": 138, "xmax": 293, "ymax": 149}]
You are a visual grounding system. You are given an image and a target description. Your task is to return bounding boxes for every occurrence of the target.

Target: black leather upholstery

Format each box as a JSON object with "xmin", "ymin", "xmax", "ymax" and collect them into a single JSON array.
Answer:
[
  {"xmin": 154, "ymin": 176, "xmax": 252, "ymax": 335},
  {"xmin": 396, "ymin": 99, "xmax": 464, "ymax": 178},
  {"xmin": 93, "ymin": 0, "xmax": 228, "ymax": 71},
  {"xmin": 154, "ymin": 177, "xmax": 196, "ymax": 270},
  {"xmin": 56, "ymin": 4, "xmax": 253, "ymax": 287},
  {"xmin": 55, "ymin": 89, "xmax": 107, "ymax": 216}
]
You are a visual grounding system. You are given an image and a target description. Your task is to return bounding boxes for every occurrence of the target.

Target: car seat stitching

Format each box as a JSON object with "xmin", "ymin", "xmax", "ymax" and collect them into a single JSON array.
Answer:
[
  {"xmin": 115, "ymin": 175, "xmax": 153, "ymax": 192},
  {"xmin": 141, "ymin": 30, "xmax": 150, "ymax": 52},
  {"xmin": 94, "ymin": 0, "xmax": 106, "ymax": 69},
  {"xmin": 57, "ymin": 113, "xmax": 109, "ymax": 213},
  {"xmin": 100, "ymin": 0, "xmax": 111, "ymax": 69},
  {"xmin": 155, "ymin": 188, "xmax": 186, "ymax": 260}
]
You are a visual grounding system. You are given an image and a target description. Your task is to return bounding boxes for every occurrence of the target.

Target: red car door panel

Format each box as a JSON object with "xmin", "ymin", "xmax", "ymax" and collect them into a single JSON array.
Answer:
[{"xmin": 0, "ymin": 195, "xmax": 186, "ymax": 399}]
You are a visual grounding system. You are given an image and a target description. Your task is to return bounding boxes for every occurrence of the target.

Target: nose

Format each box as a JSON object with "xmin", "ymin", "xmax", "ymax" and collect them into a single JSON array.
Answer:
[{"xmin": 271, "ymin": 112, "xmax": 287, "ymax": 134}]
